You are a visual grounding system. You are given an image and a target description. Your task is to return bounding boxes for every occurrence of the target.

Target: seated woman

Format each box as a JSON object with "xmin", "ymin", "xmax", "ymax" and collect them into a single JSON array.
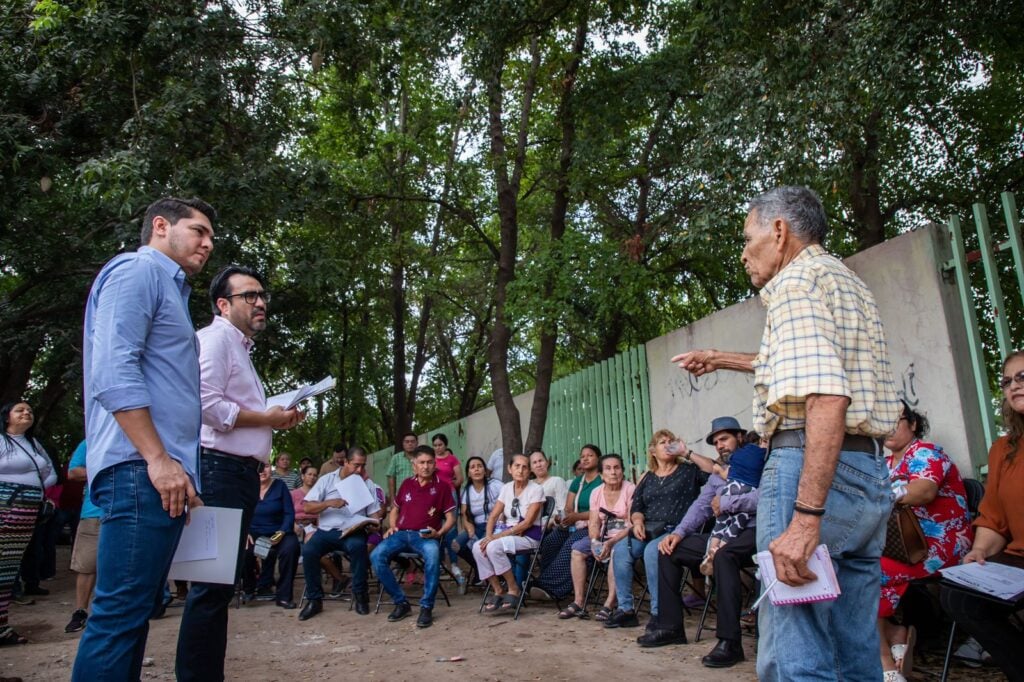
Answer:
[
  {"xmin": 940, "ymin": 351, "xmax": 1024, "ymax": 682},
  {"xmin": 453, "ymin": 457, "xmax": 503, "ymax": 573},
  {"xmin": 291, "ymin": 465, "xmax": 319, "ymax": 540},
  {"xmin": 243, "ymin": 465, "xmax": 301, "ymax": 608},
  {"xmin": 532, "ymin": 444, "xmax": 603, "ymax": 600},
  {"xmin": 560, "ymin": 453, "xmax": 635, "ymax": 620},
  {"xmin": 472, "ymin": 453, "xmax": 545, "ymax": 612},
  {"xmin": 878, "ymin": 401, "xmax": 971, "ymax": 682},
  {"xmin": 530, "ymin": 449, "xmax": 569, "ymax": 519},
  {"xmin": 606, "ymin": 429, "xmax": 704, "ymax": 630}
]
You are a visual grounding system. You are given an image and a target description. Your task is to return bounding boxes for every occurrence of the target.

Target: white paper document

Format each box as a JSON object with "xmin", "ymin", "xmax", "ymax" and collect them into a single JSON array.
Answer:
[
  {"xmin": 168, "ymin": 506, "xmax": 243, "ymax": 585},
  {"xmin": 267, "ymin": 375, "xmax": 336, "ymax": 410},
  {"xmin": 941, "ymin": 561, "xmax": 1024, "ymax": 601},
  {"xmin": 336, "ymin": 472, "xmax": 375, "ymax": 512},
  {"xmin": 172, "ymin": 508, "xmax": 218, "ymax": 562}
]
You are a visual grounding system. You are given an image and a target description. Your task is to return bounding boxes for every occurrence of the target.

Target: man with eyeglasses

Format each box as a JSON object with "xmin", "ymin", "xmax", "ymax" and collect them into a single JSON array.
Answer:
[
  {"xmin": 371, "ymin": 445, "xmax": 456, "ymax": 628},
  {"xmin": 176, "ymin": 265, "xmax": 304, "ymax": 681}
]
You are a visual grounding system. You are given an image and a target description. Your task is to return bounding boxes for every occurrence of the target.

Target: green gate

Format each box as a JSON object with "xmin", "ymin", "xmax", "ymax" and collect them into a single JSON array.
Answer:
[{"xmin": 945, "ymin": 191, "xmax": 1024, "ymax": 468}]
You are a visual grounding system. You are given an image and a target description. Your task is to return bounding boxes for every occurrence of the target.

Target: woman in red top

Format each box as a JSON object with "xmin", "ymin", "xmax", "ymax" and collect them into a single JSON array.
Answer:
[
  {"xmin": 432, "ymin": 433, "xmax": 465, "ymax": 583},
  {"xmin": 877, "ymin": 401, "xmax": 971, "ymax": 681}
]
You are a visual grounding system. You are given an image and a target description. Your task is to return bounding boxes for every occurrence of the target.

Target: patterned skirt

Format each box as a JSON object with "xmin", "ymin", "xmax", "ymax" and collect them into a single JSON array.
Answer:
[{"xmin": 0, "ymin": 481, "xmax": 42, "ymax": 632}]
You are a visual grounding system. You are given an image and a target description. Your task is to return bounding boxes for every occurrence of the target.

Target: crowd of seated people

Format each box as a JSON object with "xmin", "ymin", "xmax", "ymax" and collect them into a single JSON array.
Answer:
[{"xmin": 17, "ymin": 355, "xmax": 1023, "ymax": 681}]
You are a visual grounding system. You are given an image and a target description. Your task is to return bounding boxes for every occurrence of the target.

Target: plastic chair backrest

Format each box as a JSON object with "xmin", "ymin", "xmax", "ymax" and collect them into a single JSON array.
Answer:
[{"xmin": 962, "ymin": 478, "xmax": 985, "ymax": 520}]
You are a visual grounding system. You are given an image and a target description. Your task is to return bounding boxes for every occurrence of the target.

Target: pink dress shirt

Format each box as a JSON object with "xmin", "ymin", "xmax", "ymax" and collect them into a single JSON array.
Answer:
[{"xmin": 197, "ymin": 316, "xmax": 271, "ymax": 461}]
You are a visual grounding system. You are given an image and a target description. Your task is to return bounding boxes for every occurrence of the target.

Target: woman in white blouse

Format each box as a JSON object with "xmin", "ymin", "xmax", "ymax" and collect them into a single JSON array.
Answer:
[
  {"xmin": 0, "ymin": 401, "xmax": 57, "ymax": 645},
  {"xmin": 473, "ymin": 453, "xmax": 545, "ymax": 613}
]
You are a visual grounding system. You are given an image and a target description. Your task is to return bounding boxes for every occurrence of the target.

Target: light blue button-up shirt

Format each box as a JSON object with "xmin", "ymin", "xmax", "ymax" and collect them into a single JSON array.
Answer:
[{"xmin": 83, "ymin": 246, "xmax": 202, "ymax": 489}]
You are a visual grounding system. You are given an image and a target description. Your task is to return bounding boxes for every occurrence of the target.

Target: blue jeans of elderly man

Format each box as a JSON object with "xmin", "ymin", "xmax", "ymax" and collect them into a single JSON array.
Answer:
[{"xmin": 756, "ymin": 445, "xmax": 890, "ymax": 681}]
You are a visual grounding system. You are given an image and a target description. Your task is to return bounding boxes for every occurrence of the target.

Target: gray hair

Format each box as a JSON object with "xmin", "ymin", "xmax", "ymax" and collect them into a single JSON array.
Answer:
[{"xmin": 748, "ymin": 186, "xmax": 828, "ymax": 244}]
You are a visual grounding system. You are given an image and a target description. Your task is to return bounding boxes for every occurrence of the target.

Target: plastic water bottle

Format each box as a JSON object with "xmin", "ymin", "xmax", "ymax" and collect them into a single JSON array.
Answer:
[{"xmin": 591, "ymin": 539, "xmax": 605, "ymax": 560}]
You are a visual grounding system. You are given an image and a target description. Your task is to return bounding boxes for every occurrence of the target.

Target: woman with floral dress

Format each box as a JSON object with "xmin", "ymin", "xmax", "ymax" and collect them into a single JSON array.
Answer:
[{"xmin": 878, "ymin": 401, "xmax": 972, "ymax": 682}]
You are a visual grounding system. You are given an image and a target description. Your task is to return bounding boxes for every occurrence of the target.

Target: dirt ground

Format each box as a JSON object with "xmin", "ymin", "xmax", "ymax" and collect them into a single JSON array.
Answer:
[{"xmin": 1, "ymin": 546, "xmax": 1008, "ymax": 681}]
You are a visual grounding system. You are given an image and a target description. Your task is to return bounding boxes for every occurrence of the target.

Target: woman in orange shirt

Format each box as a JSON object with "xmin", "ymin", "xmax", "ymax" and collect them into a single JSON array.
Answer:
[{"xmin": 940, "ymin": 350, "xmax": 1024, "ymax": 681}]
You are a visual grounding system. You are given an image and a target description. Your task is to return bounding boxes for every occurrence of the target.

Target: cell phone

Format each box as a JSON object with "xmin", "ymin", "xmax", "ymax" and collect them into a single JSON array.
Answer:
[{"xmin": 419, "ymin": 528, "xmax": 432, "ymax": 536}]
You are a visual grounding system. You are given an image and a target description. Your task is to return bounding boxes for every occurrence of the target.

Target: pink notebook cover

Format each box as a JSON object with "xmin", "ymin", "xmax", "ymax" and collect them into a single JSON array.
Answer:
[{"xmin": 754, "ymin": 544, "xmax": 841, "ymax": 605}]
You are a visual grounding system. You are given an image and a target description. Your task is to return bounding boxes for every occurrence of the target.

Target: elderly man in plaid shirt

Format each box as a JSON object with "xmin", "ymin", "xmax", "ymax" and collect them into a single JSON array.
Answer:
[{"xmin": 674, "ymin": 186, "xmax": 900, "ymax": 681}]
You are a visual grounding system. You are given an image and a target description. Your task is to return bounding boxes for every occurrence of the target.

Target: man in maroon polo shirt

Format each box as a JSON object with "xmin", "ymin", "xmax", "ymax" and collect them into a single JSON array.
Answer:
[{"xmin": 370, "ymin": 445, "xmax": 455, "ymax": 628}]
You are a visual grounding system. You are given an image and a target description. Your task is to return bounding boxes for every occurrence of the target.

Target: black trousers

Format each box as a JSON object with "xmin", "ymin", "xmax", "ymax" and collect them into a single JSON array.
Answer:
[
  {"xmin": 243, "ymin": 532, "xmax": 299, "ymax": 602},
  {"xmin": 175, "ymin": 452, "xmax": 260, "ymax": 682},
  {"xmin": 657, "ymin": 528, "xmax": 756, "ymax": 642},
  {"xmin": 940, "ymin": 581, "xmax": 1024, "ymax": 682}
]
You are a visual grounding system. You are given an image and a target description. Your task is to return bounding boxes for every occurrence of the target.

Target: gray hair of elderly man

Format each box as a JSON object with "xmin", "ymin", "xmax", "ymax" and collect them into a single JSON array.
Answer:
[{"xmin": 748, "ymin": 185, "xmax": 828, "ymax": 245}]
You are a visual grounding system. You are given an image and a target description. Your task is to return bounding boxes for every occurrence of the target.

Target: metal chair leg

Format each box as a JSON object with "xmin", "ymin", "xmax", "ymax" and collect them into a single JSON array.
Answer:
[
  {"xmin": 940, "ymin": 620, "xmax": 956, "ymax": 682},
  {"xmin": 695, "ymin": 578, "xmax": 715, "ymax": 642}
]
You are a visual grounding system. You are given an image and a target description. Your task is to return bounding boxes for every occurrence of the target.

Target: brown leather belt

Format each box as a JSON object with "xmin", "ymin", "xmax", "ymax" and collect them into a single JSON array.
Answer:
[{"xmin": 769, "ymin": 429, "xmax": 881, "ymax": 454}]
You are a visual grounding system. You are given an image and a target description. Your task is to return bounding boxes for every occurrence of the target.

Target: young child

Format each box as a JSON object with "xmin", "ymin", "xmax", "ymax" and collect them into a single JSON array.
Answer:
[{"xmin": 700, "ymin": 437, "xmax": 767, "ymax": 576}]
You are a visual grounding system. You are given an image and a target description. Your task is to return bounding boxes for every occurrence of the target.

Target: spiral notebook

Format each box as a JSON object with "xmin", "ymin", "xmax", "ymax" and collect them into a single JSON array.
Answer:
[{"xmin": 754, "ymin": 544, "xmax": 841, "ymax": 606}]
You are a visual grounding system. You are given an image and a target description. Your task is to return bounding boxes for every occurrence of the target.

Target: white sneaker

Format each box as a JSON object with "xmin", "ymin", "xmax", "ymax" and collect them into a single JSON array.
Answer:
[
  {"xmin": 953, "ymin": 636, "xmax": 991, "ymax": 667},
  {"xmin": 882, "ymin": 670, "xmax": 906, "ymax": 682}
]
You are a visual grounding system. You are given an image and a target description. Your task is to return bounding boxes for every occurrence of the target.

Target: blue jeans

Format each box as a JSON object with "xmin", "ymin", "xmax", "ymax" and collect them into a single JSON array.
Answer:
[
  {"xmin": 301, "ymin": 528, "xmax": 369, "ymax": 600},
  {"xmin": 176, "ymin": 452, "xmax": 259, "ymax": 682},
  {"xmin": 611, "ymin": 532, "xmax": 666, "ymax": 615},
  {"xmin": 756, "ymin": 446, "xmax": 890, "ymax": 681},
  {"xmin": 72, "ymin": 461, "xmax": 185, "ymax": 682},
  {"xmin": 371, "ymin": 530, "xmax": 441, "ymax": 609}
]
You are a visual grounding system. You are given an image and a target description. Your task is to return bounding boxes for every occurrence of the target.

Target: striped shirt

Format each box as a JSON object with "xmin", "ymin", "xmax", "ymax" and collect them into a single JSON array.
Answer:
[{"xmin": 752, "ymin": 244, "xmax": 900, "ymax": 439}]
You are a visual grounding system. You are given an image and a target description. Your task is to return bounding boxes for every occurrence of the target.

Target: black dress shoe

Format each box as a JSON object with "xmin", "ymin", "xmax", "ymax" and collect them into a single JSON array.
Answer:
[
  {"xmin": 637, "ymin": 629, "xmax": 687, "ymax": 648},
  {"xmin": 416, "ymin": 607, "xmax": 433, "ymax": 628},
  {"xmin": 603, "ymin": 609, "xmax": 640, "ymax": 628},
  {"xmin": 702, "ymin": 638, "xmax": 745, "ymax": 668},
  {"xmin": 354, "ymin": 594, "xmax": 369, "ymax": 615},
  {"xmin": 276, "ymin": 600, "xmax": 297, "ymax": 609},
  {"xmin": 388, "ymin": 601, "xmax": 412, "ymax": 622},
  {"xmin": 298, "ymin": 599, "xmax": 322, "ymax": 621}
]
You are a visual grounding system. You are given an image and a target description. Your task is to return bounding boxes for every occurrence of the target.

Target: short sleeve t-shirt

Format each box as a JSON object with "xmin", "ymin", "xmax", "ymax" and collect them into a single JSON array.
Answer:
[
  {"xmin": 69, "ymin": 441, "xmax": 101, "ymax": 520},
  {"xmin": 497, "ymin": 480, "xmax": 545, "ymax": 530},
  {"xmin": 395, "ymin": 475, "xmax": 455, "ymax": 531},
  {"xmin": 589, "ymin": 480, "xmax": 636, "ymax": 523},
  {"xmin": 462, "ymin": 479, "xmax": 503, "ymax": 525},
  {"xmin": 435, "ymin": 454, "xmax": 460, "ymax": 488}
]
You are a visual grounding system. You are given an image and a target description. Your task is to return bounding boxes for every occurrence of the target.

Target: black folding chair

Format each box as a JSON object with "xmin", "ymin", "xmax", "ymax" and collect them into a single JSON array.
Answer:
[
  {"xmin": 478, "ymin": 496, "xmax": 556, "ymax": 620},
  {"xmin": 374, "ymin": 552, "xmax": 453, "ymax": 613}
]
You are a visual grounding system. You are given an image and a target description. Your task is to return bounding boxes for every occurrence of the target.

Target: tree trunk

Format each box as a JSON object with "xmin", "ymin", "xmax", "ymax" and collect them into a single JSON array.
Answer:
[
  {"xmin": 846, "ymin": 109, "xmax": 886, "ymax": 249},
  {"xmin": 525, "ymin": 10, "xmax": 589, "ymax": 452}
]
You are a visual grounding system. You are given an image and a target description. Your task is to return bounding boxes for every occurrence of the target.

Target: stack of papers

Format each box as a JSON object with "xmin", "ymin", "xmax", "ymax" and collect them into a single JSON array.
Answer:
[
  {"xmin": 941, "ymin": 561, "xmax": 1024, "ymax": 601},
  {"xmin": 267, "ymin": 376, "xmax": 336, "ymax": 410}
]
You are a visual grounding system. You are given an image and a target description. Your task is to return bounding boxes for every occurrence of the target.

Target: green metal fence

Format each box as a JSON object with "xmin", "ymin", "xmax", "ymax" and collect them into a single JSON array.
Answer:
[
  {"xmin": 368, "ymin": 344, "xmax": 654, "ymax": 488},
  {"xmin": 541, "ymin": 344, "xmax": 653, "ymax": 483},
  {"xmin": 945, "ymin": 191, "xmax": 1024, "ymax": 468}
]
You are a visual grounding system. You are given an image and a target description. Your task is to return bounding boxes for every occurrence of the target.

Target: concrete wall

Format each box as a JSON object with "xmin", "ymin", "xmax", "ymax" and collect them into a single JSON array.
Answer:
[
  {"xmin": 372, "ymin": 223, "xmax": 986, "ymax": 485},
  {"xmin": 645, "ymin": 224, "xmax": 987, "ymax": 476}
]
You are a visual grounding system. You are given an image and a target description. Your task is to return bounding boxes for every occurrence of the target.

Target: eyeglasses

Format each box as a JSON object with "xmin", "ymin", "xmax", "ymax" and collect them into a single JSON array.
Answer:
[
  {"xmin": 224, "ymin": 290, "xmax": 271, "ymax": 305},
  {"xmin": 999, "ymin": 370, "xmax": 1024, "ymax": 390}
]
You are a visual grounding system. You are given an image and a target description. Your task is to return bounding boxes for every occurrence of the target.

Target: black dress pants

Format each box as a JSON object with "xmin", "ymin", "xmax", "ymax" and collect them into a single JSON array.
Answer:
[{"xmin": 657, "ymin": 527, "xmax": 756, "ymax": 642}]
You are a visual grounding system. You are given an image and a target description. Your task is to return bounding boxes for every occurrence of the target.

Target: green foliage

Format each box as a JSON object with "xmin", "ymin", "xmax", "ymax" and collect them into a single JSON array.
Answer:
[{"xmin": 2, "ymin": 0, "xmax": 1020, "ymax": 456}]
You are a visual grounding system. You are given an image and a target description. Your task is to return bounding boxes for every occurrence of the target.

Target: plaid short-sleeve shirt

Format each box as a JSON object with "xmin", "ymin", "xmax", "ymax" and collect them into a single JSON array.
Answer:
[{"xmin": 752, "ymin": 244, "xmax": 900, "ymax": 438}]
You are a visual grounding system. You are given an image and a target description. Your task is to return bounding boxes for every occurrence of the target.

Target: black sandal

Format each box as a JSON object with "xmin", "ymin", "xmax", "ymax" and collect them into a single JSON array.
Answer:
[
  {"xmin": 0, "ymin": 629, "xmax": 28, "ymax": 646},
  {"xmin": 483, "ymin": 594, "xmax": 504, "ymax": 613},
  {"xmin": 558, "ymin": 602, "xmax": 586, "ymax": 619}
]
